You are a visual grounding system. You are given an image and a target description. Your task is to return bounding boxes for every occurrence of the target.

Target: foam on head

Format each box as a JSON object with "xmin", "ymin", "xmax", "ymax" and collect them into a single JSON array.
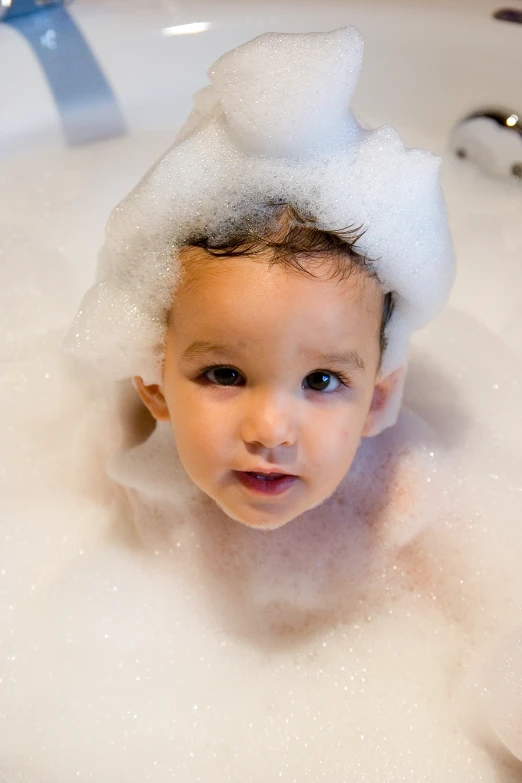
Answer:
[{"xmin": 65, "ymin": 26, "xmax": 455, "ymax": 433}]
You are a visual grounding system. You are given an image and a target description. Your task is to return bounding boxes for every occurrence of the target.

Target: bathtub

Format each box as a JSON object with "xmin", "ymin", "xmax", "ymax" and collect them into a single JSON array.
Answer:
[{"xmin": 1, "ymin": 1, "xmax": 522, "ymax": 781}]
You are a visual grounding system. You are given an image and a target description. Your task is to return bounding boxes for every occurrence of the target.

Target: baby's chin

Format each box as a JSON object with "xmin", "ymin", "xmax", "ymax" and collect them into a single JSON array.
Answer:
[{"xmin": 211, "ymin": 488, "xmax": 338, "ymax": 531}]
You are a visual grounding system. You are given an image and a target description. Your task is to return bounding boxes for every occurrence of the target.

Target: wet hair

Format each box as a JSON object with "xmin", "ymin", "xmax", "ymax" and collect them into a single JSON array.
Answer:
[{"xmin": 181, "ymin": 204, "xmax": 394, "ymax": 357}]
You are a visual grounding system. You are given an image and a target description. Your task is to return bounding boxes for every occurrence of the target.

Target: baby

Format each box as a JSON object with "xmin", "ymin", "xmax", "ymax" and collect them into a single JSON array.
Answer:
[{"xmin": 66, "ymin": 26, "xmax": 455, "ymax": 532}]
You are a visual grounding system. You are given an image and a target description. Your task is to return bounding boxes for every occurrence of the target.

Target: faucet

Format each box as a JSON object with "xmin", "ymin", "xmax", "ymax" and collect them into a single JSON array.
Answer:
[
  {"xmin": 1, "ymin": 0, "xmax": 126, "ymax": 145},
  {"xmin": 450, "ymin": 109, "xmax": 522, "ymax": 181}
]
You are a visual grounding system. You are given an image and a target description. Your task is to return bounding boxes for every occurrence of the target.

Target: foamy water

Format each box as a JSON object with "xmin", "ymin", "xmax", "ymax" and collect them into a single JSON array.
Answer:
[{"xmin": 0, "ymin": 132, "xmax": 522, "ymax": 782}]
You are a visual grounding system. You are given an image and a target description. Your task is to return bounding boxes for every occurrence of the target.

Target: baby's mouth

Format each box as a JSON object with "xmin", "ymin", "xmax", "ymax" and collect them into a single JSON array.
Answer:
[
  {"xmin": 233, "ymin": 471, "xmax": 299, "ymax": 496},
  {"xmin": 247, "ymin": 472, "xmax": 287, "ymax": 481}
]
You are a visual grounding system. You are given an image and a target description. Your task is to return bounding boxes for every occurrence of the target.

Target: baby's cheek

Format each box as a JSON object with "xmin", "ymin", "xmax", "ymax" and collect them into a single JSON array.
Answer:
[
  {"xmin": 311, "ymin": 426, "xmax": 359, "ymax": 476},
  {"xmin": 338, "ymin": 411, "xmax": 367, "ymax": 447}
]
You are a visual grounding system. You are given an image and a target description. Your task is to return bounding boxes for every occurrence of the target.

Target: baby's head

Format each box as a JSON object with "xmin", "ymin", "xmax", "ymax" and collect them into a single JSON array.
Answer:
[
  {"xmin": 134, "ymin": 205, "xmax": 399, "ymax": 530},
  {"xmin": 66, "ymin": 27, "xmax": 455, "ymax": 530}
]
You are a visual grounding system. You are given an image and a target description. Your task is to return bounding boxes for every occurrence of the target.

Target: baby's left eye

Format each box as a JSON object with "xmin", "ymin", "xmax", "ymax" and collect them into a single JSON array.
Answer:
[
  {"xmin": 304, "ymin": 371, "xmax": 345, "ymax": 393},
  {"xmin": 203, "ymin": 366, "xmax": 243, "ymax": 386}
]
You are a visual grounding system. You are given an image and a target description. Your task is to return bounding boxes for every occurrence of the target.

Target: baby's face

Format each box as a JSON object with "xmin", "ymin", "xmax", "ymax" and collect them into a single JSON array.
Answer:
[{"xmin": 136, "ymin": 247, "xmax": 385, "ymax": 530}]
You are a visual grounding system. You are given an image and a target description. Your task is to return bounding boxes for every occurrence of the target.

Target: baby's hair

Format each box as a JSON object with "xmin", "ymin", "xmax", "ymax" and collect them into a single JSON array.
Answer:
[{"xmin": 181, "ymin": 204, "xmax": 394, "ymax": 357}]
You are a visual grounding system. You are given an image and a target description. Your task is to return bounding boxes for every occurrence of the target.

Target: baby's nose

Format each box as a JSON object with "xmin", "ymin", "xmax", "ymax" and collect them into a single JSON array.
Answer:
[{"xmin": 241, "ymin": 388, "xmax": 298, "ymax": 449}]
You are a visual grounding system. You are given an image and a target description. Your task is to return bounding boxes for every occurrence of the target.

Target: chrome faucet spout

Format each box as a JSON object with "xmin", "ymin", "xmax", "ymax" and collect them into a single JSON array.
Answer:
[
  {"xmin": 1, "ymin": 0, "xmax": 70, "ymax": 21},
  {"xmin": 1, "ymin": 0, "xmax": 126, "ymax": 146}
]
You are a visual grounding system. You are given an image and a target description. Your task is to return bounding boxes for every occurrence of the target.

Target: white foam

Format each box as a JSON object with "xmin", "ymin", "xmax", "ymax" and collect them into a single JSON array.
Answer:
[
  {"xmin": 65, "ymin": 27, "xmax": 455, "ymax": 402},
  {"xmin": 481, "ymin": 628, "xmax": 522, "ymax": 762}
]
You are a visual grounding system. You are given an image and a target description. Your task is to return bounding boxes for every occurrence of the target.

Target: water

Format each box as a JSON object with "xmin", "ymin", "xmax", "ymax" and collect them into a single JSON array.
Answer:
[{"xmin": 0, "ymin": 131, "xmax": 521, "ymax": 782}]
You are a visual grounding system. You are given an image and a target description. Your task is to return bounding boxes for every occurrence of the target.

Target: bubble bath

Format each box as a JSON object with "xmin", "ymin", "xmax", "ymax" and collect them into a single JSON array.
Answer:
[{"xmin": 1, "ymin": 34, "xmax": 522, "ymax": 783}]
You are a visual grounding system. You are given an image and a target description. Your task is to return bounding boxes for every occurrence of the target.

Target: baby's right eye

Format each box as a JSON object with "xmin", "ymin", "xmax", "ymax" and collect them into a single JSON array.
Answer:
[{"xmin": 202, "ymin": 366, "xmax": 243, "ymax": 386}]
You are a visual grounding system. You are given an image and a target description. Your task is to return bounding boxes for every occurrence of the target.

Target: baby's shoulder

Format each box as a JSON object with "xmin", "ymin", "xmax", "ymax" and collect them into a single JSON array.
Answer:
[{"xmin": 336, "ymin": 407, "xmax": 444, "ymax": 549}]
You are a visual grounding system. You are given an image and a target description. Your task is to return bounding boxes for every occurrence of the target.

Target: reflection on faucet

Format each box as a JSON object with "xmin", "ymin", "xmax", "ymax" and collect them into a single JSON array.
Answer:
[{"xmin": 2, "ymin": 0, "xmax": 126, "ymax": 146}]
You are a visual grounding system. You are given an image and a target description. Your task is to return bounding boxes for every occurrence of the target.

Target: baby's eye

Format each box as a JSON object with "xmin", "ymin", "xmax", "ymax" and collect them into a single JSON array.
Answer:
[
  {"xmin": 203, "ymin": 366, "xmax": 243, "ymax": 386},
  {"xmin": 200, "ymin": 366, "xmax": 350, "ymax": 392},
  {"xmin": 304, "ymin": 371, "xmax": 346, "ymax": 393}
]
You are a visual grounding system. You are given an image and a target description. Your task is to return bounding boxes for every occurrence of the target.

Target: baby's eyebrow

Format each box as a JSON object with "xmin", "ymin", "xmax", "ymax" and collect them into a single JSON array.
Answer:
[
  {"xmin": 305, "ymin": 349, "xmax": 366, "ymax": 372},
  {"xmin": 181, "ymin": 341, "xmax": 235, "ymax": 363},
  {"xmin": 181, "ymin": 341, "xmax": 365, "ymax": 372}
]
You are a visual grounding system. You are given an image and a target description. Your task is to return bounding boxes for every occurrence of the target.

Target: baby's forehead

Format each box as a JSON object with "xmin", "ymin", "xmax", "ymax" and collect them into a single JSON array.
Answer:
[
  {"xmin": 171, "ymin": 245, "xmax": 384, "ymax": 332},
  {"xmin": 169, "ymin": 249, "xmax": 384, "ymax": 377},
  {"xmin": 177, "ymin": 242, "xmax": 381, "ymax": 293}
]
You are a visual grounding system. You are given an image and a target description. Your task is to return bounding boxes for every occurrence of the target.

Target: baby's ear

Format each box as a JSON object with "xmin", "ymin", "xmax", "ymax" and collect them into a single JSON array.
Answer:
[
  {"xmin": 133, "ymin": 377, "xmax": 170, "ymax": 422},
  {"xmin": 362, "ymin": 364, "xmax": 407, "ymax": 438}
]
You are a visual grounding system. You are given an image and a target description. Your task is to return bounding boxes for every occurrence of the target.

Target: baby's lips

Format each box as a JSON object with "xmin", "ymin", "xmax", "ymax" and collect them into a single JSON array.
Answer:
[{"xmin": 236, "ymin": 472, "xmax": 298, "ymax": 481}]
